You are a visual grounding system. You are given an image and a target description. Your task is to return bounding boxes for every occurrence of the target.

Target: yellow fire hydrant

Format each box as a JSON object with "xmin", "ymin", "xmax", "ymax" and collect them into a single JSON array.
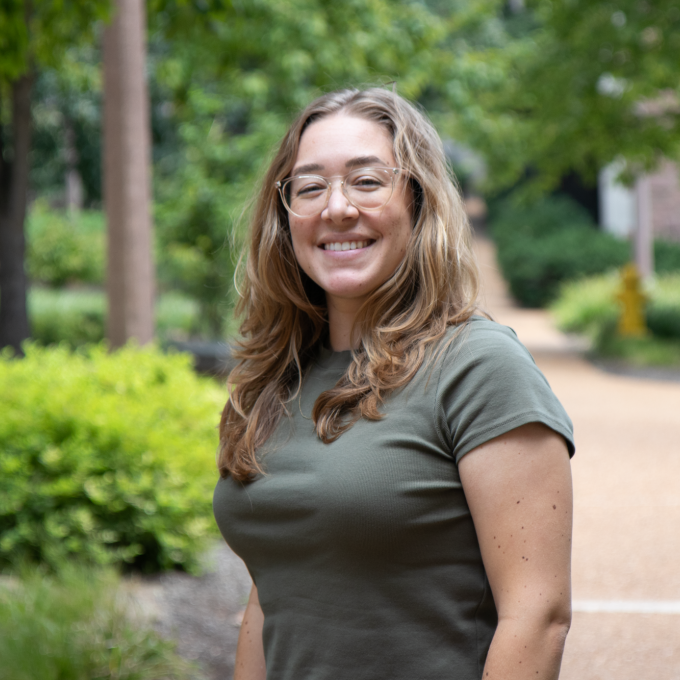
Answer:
[{"xmin": 616, "ymin": 263, "xmax": 647, "ymax": 337}]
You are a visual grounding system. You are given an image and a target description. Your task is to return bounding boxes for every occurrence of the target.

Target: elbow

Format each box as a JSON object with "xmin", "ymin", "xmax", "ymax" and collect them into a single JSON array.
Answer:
[
  {"xmin": 546, "ymin": 602, "xmax": 571, "ymax": 651},
  {"xmin": 551, "ymin": 597, "xmax": 572, "ymax": 630},
  {"xmin": 503, "ymin": 599, "xmax": 571, "ymax": 643},
  {"xmin": 550, "ymin": 615, "xmax": 571, "ymax": 639},
  {"xmin": 549, "ymin": 595, "xmax": 571, "ymax": 630}
]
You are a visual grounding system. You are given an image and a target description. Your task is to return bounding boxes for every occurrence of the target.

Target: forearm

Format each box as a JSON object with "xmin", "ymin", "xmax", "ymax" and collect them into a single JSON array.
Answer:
[
  {"xmin": 460, "ymin": 424, "xmax": 573, "ymax": 679},
  {"xmin": 234, "ymin": 590, "xmax": 266, "ymax": 680},
  {"xmin": 482, "ymin": 615, "xmax": 570, "ymax": 680}
]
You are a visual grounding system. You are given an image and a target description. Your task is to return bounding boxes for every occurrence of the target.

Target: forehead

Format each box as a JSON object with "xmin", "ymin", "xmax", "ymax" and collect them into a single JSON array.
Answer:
[{"xmin": 294, "ymin": 113, "xmax": 395, "ymax": 173}]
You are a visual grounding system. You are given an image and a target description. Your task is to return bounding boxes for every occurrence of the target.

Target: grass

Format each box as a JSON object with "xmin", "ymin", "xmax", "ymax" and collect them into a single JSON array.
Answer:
[
  {"xmin": 28, "ymin": 288, "xmax": 205, "ymax": 347},
  {"xmin": 596, "ymin": 333, "xmax": 680, "ymax": 367},
  {"xmin": 0, "ymin": 563, "xmax": 203, "ymax": 680}
]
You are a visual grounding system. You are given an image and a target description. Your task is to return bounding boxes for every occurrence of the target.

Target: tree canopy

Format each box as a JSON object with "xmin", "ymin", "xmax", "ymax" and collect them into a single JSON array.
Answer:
[
  {"xmin": 0, "ymin": 0, "xmax": 110, "ymax": 79},
  {"xmin": 462, "ymin": 0, "xmax": 680, "ymax": 192}
]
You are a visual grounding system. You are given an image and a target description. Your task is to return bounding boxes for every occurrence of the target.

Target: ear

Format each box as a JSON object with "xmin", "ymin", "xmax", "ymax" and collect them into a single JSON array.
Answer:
[{"xmin": 408, "ymin": 177, "xmax": 424, "ymax": 225}]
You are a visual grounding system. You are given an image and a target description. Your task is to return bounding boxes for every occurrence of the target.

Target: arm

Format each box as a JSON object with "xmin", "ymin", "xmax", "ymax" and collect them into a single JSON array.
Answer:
[
  {"xmin": 458, "ymin": 422, "xmax": 573, "ymax": 680},
  {"xmin": 234, "ymin": 584, "xmax": 266, "ymax": 680}
]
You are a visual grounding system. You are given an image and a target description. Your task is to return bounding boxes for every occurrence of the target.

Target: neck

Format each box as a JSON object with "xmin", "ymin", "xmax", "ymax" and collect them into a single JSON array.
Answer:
[{"xmin": 326, "ymin": 296, "xmax": 363, "ymax": 351}]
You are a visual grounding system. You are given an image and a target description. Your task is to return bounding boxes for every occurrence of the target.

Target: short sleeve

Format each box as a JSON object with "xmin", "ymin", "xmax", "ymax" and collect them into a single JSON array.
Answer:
[{"xmin": 436, "ymin": 317, "xmax": 575, "ymax": 464}]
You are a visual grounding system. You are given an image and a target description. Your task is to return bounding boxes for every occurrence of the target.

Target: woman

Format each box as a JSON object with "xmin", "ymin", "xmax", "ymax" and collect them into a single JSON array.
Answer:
[{"xmin": 213, "ymin": 87, "xmax": 574, "ymax": 680}]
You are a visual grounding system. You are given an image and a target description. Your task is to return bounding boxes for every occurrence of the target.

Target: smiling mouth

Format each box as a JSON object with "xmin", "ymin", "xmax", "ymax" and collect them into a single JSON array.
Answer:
[{"xmin": 322, "ymin": 239, "xmax": 374, "ymax": 251}]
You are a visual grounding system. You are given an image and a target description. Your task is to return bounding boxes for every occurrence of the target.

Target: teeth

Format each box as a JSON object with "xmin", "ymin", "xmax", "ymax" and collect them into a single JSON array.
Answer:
[{"xmin": 324, "ymin": 240, "xmax": 369, "ymax": 251}]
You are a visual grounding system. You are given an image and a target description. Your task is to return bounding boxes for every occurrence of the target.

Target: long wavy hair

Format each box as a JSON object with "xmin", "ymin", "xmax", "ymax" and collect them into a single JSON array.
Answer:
[{"xmin": 218, "ymin": 87, "xmax": 480, "ymax": 481}]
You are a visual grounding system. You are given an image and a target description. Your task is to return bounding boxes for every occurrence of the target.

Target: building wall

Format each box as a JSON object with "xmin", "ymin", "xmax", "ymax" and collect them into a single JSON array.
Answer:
[
  {"xmin": 599, "ymin": 160, "xmax": 680, "ymax": 243},
  {"xmin": 649, "ymin": 161, "xmax": 680, "ymax": 242},
  {"xmin": 599, "ymin": 161, "xmax": 636, "ymax": 239}
]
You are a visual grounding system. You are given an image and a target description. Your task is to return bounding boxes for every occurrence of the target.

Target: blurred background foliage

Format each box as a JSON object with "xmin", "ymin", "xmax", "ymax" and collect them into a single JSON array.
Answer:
[
  {"xmin": 19, "ymin": 0, "xmax": 680, "ymax": 342},
  {"xmin": 26, "ymin": 0, "xmax": 515, "ymax": 339}
]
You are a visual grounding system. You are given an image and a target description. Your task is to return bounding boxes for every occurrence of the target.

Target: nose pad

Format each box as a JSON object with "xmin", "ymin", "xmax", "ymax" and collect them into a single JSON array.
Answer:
[{"xmin": 323, "ymin": 183, "xmax": 357, "ymax": 220}]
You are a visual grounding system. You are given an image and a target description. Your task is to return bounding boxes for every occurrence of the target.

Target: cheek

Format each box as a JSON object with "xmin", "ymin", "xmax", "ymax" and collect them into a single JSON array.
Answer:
[
  {"xmin": 288, "ymin": 222, "xmax": 321, "ymax": 284},
  {"xmin": 387, "ymin": 215, "xmax": 412, "ymax": 257}
]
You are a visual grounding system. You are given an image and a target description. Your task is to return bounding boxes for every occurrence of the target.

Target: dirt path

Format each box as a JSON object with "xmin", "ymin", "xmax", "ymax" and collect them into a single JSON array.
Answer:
[{"xmin": 475, "ymin": 237, "xmax": 680, "ymax": 679}]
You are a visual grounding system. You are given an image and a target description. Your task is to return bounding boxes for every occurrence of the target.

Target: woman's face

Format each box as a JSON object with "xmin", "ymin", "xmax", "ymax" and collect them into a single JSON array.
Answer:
[{"xmin": 287, "ymin": 113, "xmax": 413, "ymax": 314}]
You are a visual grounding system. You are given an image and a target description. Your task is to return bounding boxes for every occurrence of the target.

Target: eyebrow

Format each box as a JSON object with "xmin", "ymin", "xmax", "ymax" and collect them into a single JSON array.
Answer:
[
  {"xmin": 291, "ymin": 156, "xmax": 387, "ymax": 176},
  {"xmin": 292, "ymin": 163, "xmax": 324, "ymax": 175},
  {"xmin": 345, "ymin": 155, "xmax": 385, "ymax": 169}
]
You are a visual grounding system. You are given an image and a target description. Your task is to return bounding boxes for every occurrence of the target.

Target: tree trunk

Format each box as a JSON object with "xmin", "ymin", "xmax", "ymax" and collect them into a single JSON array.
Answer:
[
  {"xmin": 103, "ymin": 0, "xmax": 155, "ymax": 348},
  {"xmin": 0, "ymin": 74, "xmax": 34, "ymax": 355}
]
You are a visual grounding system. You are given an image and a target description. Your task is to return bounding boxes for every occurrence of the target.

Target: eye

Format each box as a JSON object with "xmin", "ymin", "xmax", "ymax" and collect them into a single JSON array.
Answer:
[
  {"xmin": 349, "ymin": 171, "xmax": 388, "ymax": 190},
  {"xmin": 292, "ymin": 178, "xmax": 327, "ymax": 198}
]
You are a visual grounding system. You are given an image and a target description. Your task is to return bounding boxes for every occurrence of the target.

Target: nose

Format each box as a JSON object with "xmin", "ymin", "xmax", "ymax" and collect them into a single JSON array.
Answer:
[{"xmin": 322, "ymin": 182, "xmax": 359, "ymax": 223}]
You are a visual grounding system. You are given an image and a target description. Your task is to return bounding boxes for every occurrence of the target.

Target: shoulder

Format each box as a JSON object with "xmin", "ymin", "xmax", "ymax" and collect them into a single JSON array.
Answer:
[
  {"xmin": 438, "ymin": 315, "xmax": 536, "ymax": 377},
  {"xmin": 434, "ymin": 316, "xmax": 575, "ymax": 463}
]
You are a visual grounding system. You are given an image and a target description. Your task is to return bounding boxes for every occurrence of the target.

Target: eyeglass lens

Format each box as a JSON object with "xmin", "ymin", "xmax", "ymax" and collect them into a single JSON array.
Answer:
[{"xmin": 282, "ymin": 167, "xmax": 396, "ymax": 216}]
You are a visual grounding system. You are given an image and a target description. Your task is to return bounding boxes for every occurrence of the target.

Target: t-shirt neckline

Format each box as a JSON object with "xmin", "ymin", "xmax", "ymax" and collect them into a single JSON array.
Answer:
[{"xmin": 315, "ymin": 344, "xmax": 353, "ymax": 370}]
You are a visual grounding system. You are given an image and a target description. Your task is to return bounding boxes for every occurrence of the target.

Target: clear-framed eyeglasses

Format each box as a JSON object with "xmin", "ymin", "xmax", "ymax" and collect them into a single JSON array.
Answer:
[{"xmin": 276, "ymin": 166, "xmax": 401, "ymax": 218}]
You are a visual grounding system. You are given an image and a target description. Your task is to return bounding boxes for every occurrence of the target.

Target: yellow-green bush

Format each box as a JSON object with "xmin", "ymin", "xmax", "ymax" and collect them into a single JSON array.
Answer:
[
  {"xmin": 549, "ymin": 272, "xmax": 620, "ymax": 340},
  {"xmin": 0, "ymin": 343, "xmax": 225, "ymax": 573},
  {"xmin": 551, "ymin": 272, "xmax": 680, "ymax": 366}
]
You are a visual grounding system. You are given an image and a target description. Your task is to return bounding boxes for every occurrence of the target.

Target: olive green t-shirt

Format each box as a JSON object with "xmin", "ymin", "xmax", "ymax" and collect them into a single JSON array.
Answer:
[{"xmin": 213, "ymin": 317, "xmax": 574, "ymax": 680}]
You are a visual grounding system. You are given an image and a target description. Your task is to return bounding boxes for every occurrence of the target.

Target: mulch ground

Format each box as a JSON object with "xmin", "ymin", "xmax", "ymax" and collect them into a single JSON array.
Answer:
[{"xmin": 123, "ymin": 542, "xmax": 251, "ymax": 680}]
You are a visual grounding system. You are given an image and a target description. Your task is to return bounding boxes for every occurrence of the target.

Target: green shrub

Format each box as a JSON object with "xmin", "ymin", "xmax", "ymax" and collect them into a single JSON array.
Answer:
[
  {"xmin": 0, "ymin": 343, "xmax": 224, "ymax": 573},
  {"xmin": 26, "ymin": 201, "xmax": 235, "ymax": 346},
  {"xmin": 647, "ymin": 274, "xmax": 680, "ymax": 340},
  {"xmin": 489, "ymin": 195, "xmax": 680, "ymax": 308},
  {"xmin": 155, "ymin": 188, "xmax": 238, "ymax": 340},
  {"xmin": 25, "ymin": 201, "xmax": 235, "ymax": 339},
  {"xmin": 655, "ymin": 239, "xmax": 680, "ymax": 275},
  {"xmin": 26, "ymin": 202, "xmax": 105, "ymax": 287},
  {"xmin": 489, "ymin": 195, "xmax": 629, "ymax": 307},
  {"xmin": 496, "ymin": 227, "xmax": 628, "ymax": 308},
  {"xmin": 29, "ymin": 289, "xmax": 202, "ymax": 347},
  {"xmin": 0, "ymin": 563, "xmax": 202, "ymax": 680},
  {"xmin": 156, "ymin": 291, "xmax": 204, "ymax": 339}
]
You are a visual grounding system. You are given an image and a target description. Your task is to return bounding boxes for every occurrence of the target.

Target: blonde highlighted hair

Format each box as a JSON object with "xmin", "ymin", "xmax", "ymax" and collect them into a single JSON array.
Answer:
[{"xmin": 219, "ymin": 87, "xmax": 479, "ymax": 481}]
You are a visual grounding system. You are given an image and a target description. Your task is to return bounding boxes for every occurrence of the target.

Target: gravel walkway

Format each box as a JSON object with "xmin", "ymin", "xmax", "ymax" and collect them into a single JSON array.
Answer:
[
  {"xmin": 476, "ymin": 236, "xmax": 680, "ymax": 680},
  {"xmin": 122, "ymin": 542, "xmax": 251, "ymax": 680}
]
